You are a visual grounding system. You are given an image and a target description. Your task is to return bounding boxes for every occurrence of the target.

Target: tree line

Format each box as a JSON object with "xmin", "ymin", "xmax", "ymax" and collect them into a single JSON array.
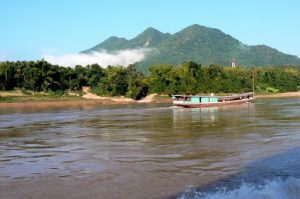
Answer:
[{"xmin": 0, "ymin": 60, "xmax": 299, "ymax": 99}]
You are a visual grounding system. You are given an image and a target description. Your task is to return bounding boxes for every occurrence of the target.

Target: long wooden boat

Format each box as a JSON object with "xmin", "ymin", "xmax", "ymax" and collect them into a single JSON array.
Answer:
[{"xmin": 172, "ymin": 93, "xmax": 254, "ymax": 108}]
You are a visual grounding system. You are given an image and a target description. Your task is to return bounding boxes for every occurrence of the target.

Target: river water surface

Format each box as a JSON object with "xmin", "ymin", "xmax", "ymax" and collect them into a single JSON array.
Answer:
[{"xmin": 0, "ymin": 97, "xmax": 300, "ymax": 199}]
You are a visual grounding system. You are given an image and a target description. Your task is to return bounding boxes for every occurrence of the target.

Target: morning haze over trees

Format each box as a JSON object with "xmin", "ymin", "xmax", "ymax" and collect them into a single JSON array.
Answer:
[{"xmin": 1, "ymin": 24, "xmax": 300, "ymax": 99}]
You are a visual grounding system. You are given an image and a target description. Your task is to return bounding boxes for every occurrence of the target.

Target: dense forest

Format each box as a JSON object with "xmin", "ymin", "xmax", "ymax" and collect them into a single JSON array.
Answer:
[{"xmin": 0, "ymin": 60, "xmax": 299, "ymax": 99}]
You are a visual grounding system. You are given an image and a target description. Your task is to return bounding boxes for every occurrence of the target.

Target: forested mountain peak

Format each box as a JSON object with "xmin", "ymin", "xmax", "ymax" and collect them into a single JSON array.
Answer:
[
  {"xmin": 139, "ymin": 27, "xmax": 164, "ymax": 36},
  {"xmin": 82, "ymin": 36, "xmax": 128, "ymax": 53},
  {"xmin": 126, "ymin": 27, "xmax": 171, "ymax": 48},
  {"xmin": 82, "ymin": 24, "xmax": 300, "ymax": 73},
  {"xmin": 175, "ymin": 24, "xmax": 240, "ymax": 44}
]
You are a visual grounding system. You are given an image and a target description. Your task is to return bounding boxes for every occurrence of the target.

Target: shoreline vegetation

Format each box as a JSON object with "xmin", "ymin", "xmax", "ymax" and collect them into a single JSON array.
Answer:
[
  {"xmin": 0, "ymin": 60, "xmax": 299, "ymax": 109},
  {"xmin": 0, "ymin": 90, "xmax": 299, "ymax": 109}
]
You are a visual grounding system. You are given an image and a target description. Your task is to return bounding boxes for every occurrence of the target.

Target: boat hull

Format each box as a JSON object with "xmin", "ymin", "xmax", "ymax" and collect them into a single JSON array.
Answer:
[{"xmin": 173, "ymin": 98, "xmax": 252, "ymax": 108}]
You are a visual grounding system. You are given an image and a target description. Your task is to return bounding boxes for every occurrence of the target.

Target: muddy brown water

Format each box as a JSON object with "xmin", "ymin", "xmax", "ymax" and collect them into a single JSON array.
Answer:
[{"xmin": 0, "ymin": 98, "xmax": 300, "ymax": 199}]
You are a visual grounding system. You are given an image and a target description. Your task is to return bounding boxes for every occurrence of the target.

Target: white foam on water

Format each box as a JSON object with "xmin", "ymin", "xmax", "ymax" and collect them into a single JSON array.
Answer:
[{"xmin": 179, "ymin": 177, "xmax": 300, "ymax": 199}]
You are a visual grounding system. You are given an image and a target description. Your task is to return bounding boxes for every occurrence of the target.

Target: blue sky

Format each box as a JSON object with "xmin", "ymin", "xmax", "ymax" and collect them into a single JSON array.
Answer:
[{"xmin": 1, "ymin": 0, "xmax": 300, "ymax": 61}]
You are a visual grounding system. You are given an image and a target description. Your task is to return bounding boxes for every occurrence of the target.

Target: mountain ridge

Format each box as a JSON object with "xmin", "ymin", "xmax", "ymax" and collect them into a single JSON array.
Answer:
[{"xmin": 82, "ymin": 24, "xmax": 300, "ymax": 72}]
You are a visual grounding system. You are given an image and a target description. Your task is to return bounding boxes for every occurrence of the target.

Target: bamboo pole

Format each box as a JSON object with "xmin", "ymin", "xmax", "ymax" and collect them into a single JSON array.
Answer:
[{"xmin": 252, "ymin": 68, "xmax": 255, "ymax": 98}]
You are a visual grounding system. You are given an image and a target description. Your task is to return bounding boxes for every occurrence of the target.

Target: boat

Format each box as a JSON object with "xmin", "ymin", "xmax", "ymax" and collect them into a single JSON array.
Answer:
[{"xmin": 172, "ymin": 92, "xmax": 254, "ymax": 108}]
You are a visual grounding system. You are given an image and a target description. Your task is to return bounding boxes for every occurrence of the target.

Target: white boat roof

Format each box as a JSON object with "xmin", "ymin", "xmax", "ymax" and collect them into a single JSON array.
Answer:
[{"xmin": 172, "ymin": 92, "xmax": 253, "ymax": 98}]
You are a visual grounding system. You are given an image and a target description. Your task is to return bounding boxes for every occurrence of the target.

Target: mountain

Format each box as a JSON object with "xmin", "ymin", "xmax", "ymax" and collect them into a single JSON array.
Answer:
[
  {"xmin": 82, "ymin": 24, "xmax": 300, "ymax": 72},
  {"xmin": 82, "ymin": 36, "xmax": 129, "ymax": 52},
  {"xmin": 82, "ymin": 27, "xmax": 171, "ymax": 53}
]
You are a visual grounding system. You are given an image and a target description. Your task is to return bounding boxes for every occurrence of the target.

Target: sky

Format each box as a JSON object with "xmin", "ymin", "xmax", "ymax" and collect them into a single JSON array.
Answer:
[{"xmin": 1, "ymin": 0, "xmax": 300, "ymax": 65}]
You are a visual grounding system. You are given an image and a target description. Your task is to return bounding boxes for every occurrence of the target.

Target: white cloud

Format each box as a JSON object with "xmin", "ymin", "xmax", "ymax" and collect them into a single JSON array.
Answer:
[{"xmin": 43, "ymin": 48, "xmax": 152, "ymax": 67}]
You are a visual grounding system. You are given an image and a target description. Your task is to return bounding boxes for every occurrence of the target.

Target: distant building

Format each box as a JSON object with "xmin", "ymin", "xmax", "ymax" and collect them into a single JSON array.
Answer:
[{"xmin": 231, "ymin": 58, "xmax": 236, "ymax": 68}]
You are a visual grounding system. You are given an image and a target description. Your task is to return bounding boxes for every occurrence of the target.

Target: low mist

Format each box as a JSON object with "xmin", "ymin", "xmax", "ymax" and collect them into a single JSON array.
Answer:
[{"xmin": 43, "ymin": 48, "xmax": 151, "ymax": 67}]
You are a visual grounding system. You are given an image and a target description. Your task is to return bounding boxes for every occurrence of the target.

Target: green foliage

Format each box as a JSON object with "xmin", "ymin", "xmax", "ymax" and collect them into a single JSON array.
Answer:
[
  {"xmin": 91, "ymin": 64, "xmax": 148, "ymax": 99},
  {"xmin": 0, "ymin": 60, "xmax": 299, "ymax": 100},
  {"xmin": 93, "ymin": 66, "xmax": 128, "ymax": 96},
  {"xmin": 125, "ymin": 64, "xmax": 148, "ymax": 100},
  {"xmin": 266, "ymin": 87, "xmax": 279, "ymax": 93},
  {"xmin": 254, "ymin": 66, "xmax": 299, "ymax": 92},
  {"xmin": 48, "ymin": 90, "xmax": 67, "ymax": 96},
  {"xmin": 0, "ymin": 96, "xmax": 18, "ymax": 103},
  {"xmin": 148, "ymin": 64, "xmax": 174, "ymax": 95},
  {"xmin": 74, "ymin": 65, "xmax": 88, "ymax": 88},
  {"xmin": 20, "ymin": 89, "xmax": 32, "ymax": 95},
  {"xmin": 147, "ymin": 63, "xmax": 300, "ymax": 95},
  {"xmin": 0, "ymin": 61, "xmax": 17, "ymax": 90},
  {"xmin": 177, "ymin": 61, "xmax": 202, "ymax": 94},
  {"xmin": 86, "ymin": 64, "xmax": 104, "ymax": 87}
]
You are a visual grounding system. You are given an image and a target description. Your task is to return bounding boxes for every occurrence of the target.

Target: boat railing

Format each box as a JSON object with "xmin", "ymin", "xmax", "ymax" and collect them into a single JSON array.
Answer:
[{"xmin": 173, "ymin": 92, "xmax": 253, "ymax": 102}]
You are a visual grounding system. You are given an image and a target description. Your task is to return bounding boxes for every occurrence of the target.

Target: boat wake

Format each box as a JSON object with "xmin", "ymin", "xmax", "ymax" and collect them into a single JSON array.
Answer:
[{"xmin": 179, "ymin": 177, "xmax": 300, "ymax": 199}]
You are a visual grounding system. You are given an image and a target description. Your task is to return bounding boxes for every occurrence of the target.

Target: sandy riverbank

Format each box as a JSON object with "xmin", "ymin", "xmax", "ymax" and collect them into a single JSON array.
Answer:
[
  {"xmin": 0, "ymin": 91, "xmax": 299, "ymax": 110},
  {"xmin": 255, "ymin": 91, "xmax": 300, "ymax": 98},
  {"xmin": 0, "ymin": 93, "xmax": 171, "ymax": 109},
  {"xmin": 0, "ymin": 99, "xmax": 131, "ymax": 109}
]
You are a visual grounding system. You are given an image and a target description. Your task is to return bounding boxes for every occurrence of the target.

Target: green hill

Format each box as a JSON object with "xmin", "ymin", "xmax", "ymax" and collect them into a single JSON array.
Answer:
[{"xmin": 82, "ymin": 24, "xmax": 300, "ymax": 73}]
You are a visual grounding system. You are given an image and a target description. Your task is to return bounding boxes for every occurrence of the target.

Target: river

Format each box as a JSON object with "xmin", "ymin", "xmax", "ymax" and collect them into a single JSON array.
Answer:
[{"xmin": 0, "ymin": 97, "xmax": 300, "ymax": 199}]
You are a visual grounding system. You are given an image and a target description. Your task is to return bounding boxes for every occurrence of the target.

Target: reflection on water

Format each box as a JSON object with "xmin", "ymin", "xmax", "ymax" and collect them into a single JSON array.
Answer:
[
  {"xmin": 173, "ymin": 103, "xmax": 254, "ymax": 125},
  {"xmin": 173, "ymin": 106, "xmax": 219, "ymax": 124},
  {"xmin": 0, "ymin": 98, "xmax": 300, "ymax": 198}
]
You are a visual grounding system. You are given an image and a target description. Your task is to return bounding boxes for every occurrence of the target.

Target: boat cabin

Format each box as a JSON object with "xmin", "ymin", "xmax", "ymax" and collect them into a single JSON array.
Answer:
[
  {"xmin": 172, "ymin": 93, "xmax": 253, "ymax": 107},
  {"xmin": 172, "ymin": 95, "xmax": 219, "ymax": 103}
]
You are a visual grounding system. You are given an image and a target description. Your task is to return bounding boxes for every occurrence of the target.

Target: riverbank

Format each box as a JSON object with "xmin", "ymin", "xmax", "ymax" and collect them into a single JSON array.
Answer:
[
  {"xmin": 0, "ymin": 91, "xmax": 299, "ymax": 109},
  {"xmin": 0, "ymin": 92, "xmax": 171, "ymax": 109},
  {"xmin": 255, "ymin": 91, "xmax": 300, "ymax": 98}
]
